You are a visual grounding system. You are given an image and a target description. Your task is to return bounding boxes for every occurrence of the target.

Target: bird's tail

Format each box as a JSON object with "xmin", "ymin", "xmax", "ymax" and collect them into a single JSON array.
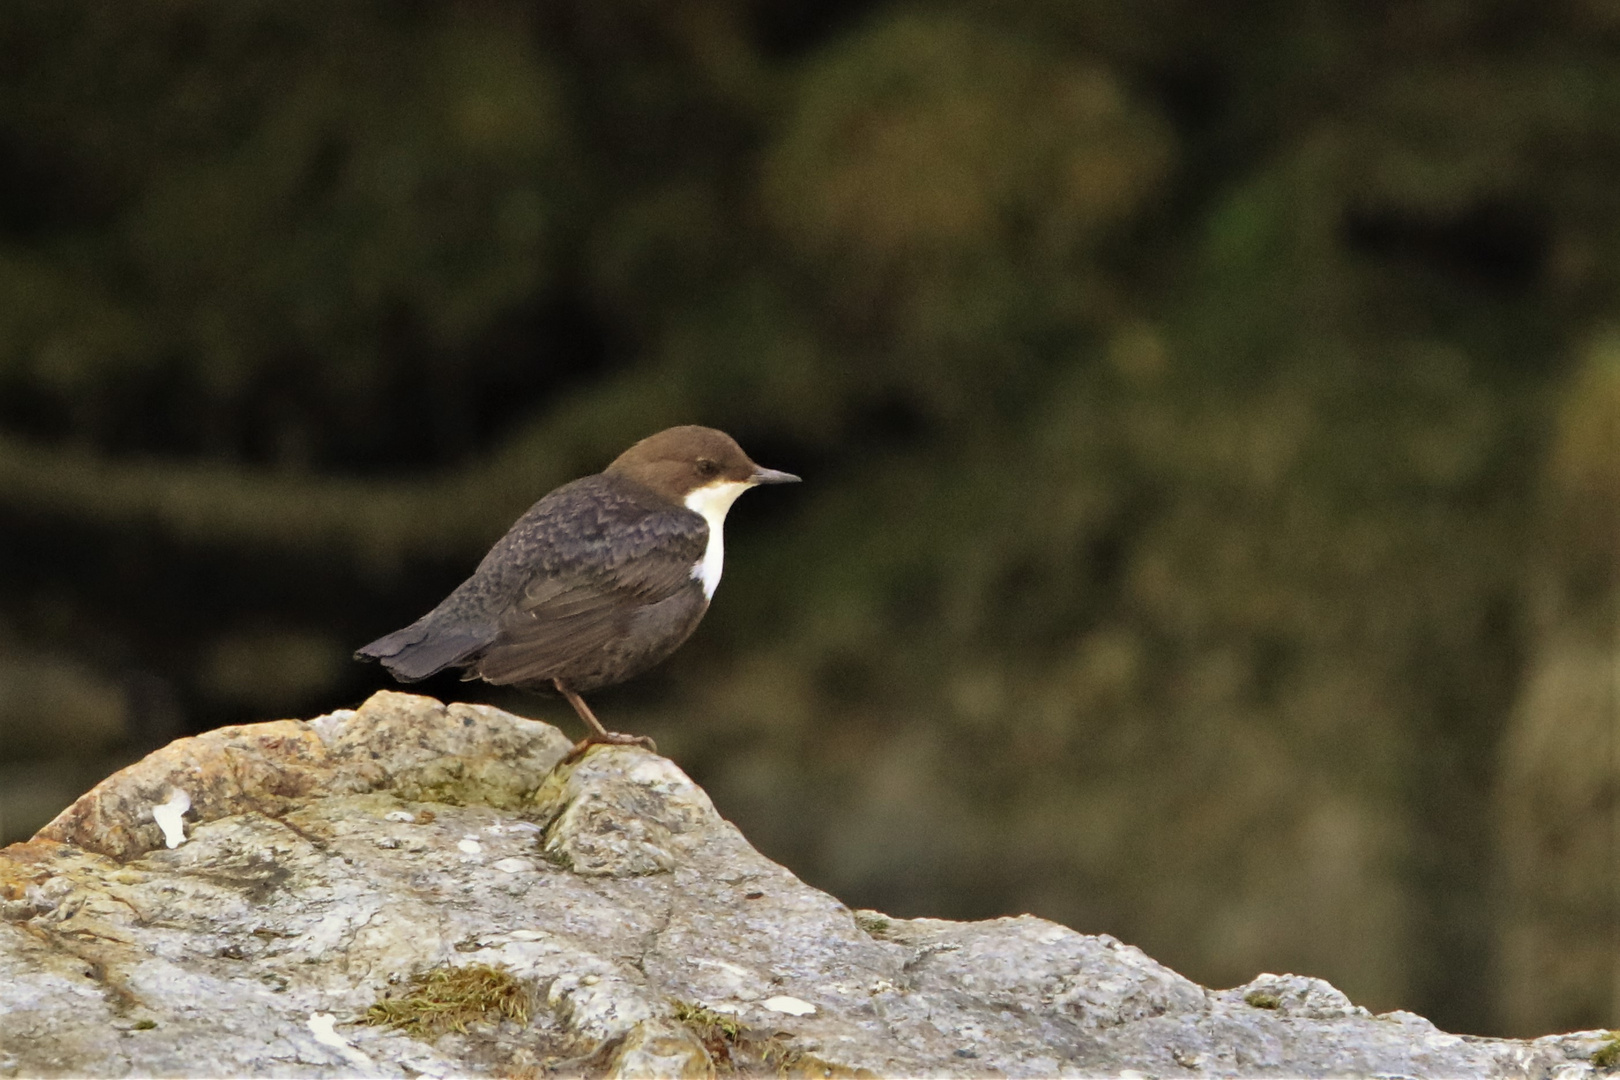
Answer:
[{"xmin": 353, "ymin": 619, "xmax": 490, "ymax": 682}]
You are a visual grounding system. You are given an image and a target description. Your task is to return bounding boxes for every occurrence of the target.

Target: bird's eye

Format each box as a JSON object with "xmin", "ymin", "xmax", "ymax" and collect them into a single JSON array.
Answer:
[{"xmin": 697, "ymin": 458, "xmax": 720, "ymax": 477}]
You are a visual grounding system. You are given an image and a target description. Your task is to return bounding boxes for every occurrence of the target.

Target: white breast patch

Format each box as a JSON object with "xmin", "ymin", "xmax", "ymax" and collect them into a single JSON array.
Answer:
[{"xmin": 683, "ymin": 480, "xmax": 751, "ymax": 600}]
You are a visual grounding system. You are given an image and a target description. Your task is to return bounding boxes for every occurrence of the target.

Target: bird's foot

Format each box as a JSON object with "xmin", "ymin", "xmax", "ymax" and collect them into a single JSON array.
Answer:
[{"xmin": 563, "ymin": 730, "xmax": 658, "ymax": 764}]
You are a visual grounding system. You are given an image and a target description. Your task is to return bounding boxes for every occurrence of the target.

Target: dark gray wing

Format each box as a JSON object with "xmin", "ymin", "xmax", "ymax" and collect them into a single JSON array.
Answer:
[
  {"xmin": 355, "ymin": 473, "xmax": 706, "ymax": 684},
  {"xmin": 466, "ymin": 475, "xmax": 708, "ymax": 686}
]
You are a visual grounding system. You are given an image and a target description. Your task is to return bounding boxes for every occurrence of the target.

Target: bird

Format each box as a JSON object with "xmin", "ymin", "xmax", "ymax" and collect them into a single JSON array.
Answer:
[{"xmin": 354, "ymin": 425, "xmax": 799, "ymax": 758}]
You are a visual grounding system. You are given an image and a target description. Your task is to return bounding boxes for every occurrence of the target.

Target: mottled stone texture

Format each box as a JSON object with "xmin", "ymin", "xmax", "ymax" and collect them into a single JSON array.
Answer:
[{"xmin": 0, "ymin": 692, "xmax": 1607, "ymax": 1077}]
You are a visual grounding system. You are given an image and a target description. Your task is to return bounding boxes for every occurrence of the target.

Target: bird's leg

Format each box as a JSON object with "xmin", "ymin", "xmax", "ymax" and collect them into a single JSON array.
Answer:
[{"xmin": 555, "ymin": 679, "xmax": 657, "ymax": 762}]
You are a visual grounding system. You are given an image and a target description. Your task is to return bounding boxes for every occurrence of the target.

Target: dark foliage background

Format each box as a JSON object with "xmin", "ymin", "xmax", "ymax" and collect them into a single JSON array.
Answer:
[{"xmin": 1, "ymin": 0, "xmax": 1616, "ymax": 1038}]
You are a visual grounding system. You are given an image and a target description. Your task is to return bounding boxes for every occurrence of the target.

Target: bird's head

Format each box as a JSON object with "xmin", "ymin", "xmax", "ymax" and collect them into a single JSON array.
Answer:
[{"xmin": 606, "ymin": 426, "xmax": 799, "ymax": 517}]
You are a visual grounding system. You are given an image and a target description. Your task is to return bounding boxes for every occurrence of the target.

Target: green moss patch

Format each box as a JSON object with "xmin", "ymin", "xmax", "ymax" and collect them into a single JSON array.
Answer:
[
  {"xmin": 674, "ymin": 1000, "xmax": 744, "ymax": 1065},
  {"xmin": 1592, "ymin": 1032, "xmax": 1620, "ymax": 1069},
  {"xmin": 1243, "ymin": 990, "xmax": 1281, "ymax": 1009},
  {"xmin": 365, "ymin": 963, "xmax": 530, "ymax": 1038},
  {"xmin": 671, "ymin": 999, "xmax": 808, "ymax": 1074},
  {"xmin": 852, "ymin": 910, "xmax": 893, "ymax": 938}
]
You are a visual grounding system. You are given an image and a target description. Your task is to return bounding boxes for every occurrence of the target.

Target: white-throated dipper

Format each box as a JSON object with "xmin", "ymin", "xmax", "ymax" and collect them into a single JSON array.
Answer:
[{"xmin": 354, "ymin": 425, "xmax": 799, "ymax": 757}]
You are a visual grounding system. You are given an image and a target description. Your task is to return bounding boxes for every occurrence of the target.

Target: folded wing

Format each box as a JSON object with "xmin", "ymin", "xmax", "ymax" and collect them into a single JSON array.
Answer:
[
  {"xmin": 355, "ymin": 473, "xmax": 707, "ymax": 686},
  {"xmin": 468, "ymin": 498, "xmax": 708, "ymax": 687}
]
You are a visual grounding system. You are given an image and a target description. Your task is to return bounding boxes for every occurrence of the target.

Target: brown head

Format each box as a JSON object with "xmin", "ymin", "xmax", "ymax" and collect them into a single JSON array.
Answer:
[{"xmin": 605, "ymin": 425, "xmax": 799, "ymax": 505}]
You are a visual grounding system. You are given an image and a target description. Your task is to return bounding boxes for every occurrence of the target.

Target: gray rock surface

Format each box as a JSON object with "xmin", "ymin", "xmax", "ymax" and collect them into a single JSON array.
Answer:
[{"xmin": 0, "ymin": 691, "xmax": 1609, "ymax": 1077}]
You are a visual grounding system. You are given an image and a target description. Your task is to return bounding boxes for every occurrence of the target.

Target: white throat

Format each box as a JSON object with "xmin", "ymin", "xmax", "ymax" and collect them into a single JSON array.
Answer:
[{"xmin": 684, "ymin": 480, "xmax": 751, "ymax": 599}]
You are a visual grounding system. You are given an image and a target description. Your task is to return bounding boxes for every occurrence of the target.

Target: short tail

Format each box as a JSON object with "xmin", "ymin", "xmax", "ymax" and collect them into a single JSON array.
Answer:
[{"xmin": 354, "ymin": 619, "xmax": 490, "ymax": 682}]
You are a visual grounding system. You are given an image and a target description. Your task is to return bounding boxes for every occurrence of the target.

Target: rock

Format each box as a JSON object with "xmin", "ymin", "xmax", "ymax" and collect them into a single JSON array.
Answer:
[{"xmin": 0, "ymin": 691, "xmax": 1605, "ymax": 1077}]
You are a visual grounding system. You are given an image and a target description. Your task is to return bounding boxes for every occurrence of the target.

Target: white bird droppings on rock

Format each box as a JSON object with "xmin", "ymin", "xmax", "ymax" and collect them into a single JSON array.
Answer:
[
  {"xmin": 151, "ymin": 789, "xmax": 190, "ymax": 849},
  {"xmin": 385, "ymin": 810, "xmax": 416, "ymax": 822},
  {"xmin": 457, "ymin": 838, "xmax": 482, "ymax": 854},
  {"xmin": 306, "ymin": 1011, "xmax": 344, "ymax": 1046},
  {"xmin": 307, "ymin": 1011, "xmax": 371, "ymax": 1067},
  {"xmin": 762, "ymin": 995, "xmax": 817, "ymax": 1016}
]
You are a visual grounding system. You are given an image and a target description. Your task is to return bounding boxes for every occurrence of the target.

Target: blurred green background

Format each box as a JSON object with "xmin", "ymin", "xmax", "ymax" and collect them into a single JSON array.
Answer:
[{"xmin": 1, "ymin": 0, "xmax": 1616, "ymax": 1039}]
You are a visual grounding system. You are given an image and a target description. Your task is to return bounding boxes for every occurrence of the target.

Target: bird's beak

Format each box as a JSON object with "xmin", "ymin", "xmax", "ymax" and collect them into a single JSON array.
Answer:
[{"xmin": 750, "ymin": 466, "xmax": 801, "ymax": 485}]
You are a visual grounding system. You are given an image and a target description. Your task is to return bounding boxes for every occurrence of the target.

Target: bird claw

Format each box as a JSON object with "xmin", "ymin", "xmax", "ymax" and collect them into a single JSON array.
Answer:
[{"xmin": 563, "ymin": 731, "xmax": 657, "ymax": 764}]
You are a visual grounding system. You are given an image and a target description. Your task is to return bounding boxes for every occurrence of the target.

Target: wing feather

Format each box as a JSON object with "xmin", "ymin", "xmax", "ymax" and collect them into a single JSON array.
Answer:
[
  {"xmin": 468, "ymin": 479, "xmax": 707, "ymax": 686},
  {"xmin": 357, "ymin": 473, "xmax": 708, "ymax": 688}
]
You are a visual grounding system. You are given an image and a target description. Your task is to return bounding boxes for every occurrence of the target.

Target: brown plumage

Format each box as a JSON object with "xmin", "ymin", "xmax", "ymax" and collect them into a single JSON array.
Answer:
[{"xmin": 354, "ymin": 426, "xmax": 798, "ymax": 757}]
